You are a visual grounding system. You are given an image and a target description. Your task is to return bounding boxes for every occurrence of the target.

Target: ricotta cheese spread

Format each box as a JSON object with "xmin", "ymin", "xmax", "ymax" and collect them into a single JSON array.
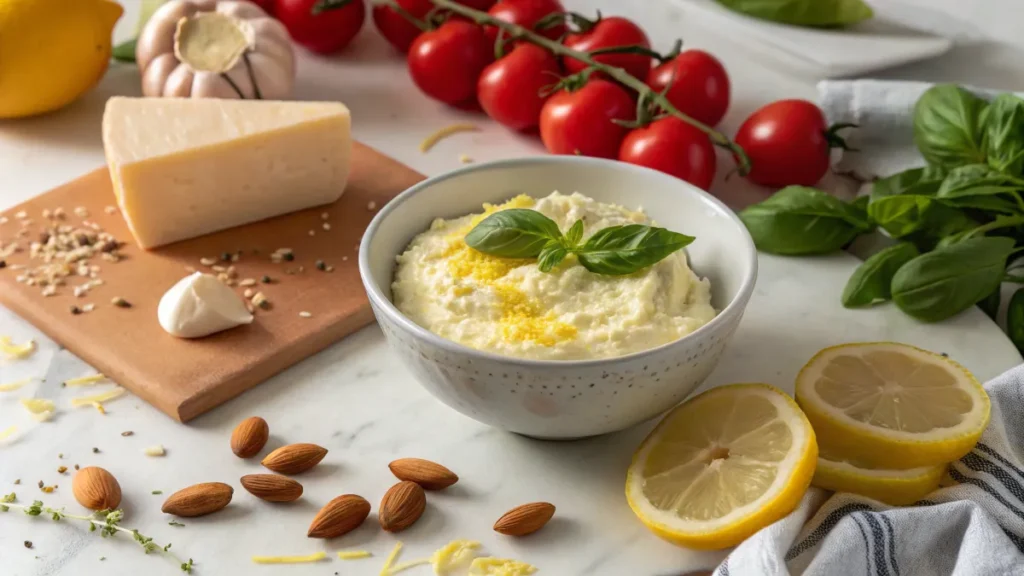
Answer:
[{"xmin": 392, "ymin": 192, "xmax": 716, "ymax": 360}]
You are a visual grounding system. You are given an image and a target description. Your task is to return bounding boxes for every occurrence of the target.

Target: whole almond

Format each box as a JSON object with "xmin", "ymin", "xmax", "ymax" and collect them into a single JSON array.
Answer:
[
  {"xmin": 231, "ymin": 416, "xmax": 269, "ymax": 458},
  {"xmin": 72, "ymin": 466, "xmax": 122, "ymax": 510},
  {"xmin": 162, "ymin": 482, "xmax": 233, "ymax": 517},
  {"xmin": 388, "ymin": 458, "xmax": 458, "ymax": 490},
  {"xmin": 493, "ymin": 502, "xmax": 556, "ymax": 536},
  {"xmin": 307, "ymin": 494, "xmax": 371, "ymax": 538},
  {"xmin": 240, "ymin": 474, "xmax": 303, "ymax": 502},
  {"xmin": 261, "ymin": 443, "xmax": 328, "ymax": 475},
  {"xmin": 379, "ymin": 481, "xmax": 426, "ymax": 533}
]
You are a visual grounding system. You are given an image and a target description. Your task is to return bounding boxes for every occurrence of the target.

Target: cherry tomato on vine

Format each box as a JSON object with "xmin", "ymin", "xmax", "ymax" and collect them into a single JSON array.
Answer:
[
  {"xmin": 408, "ymin": 20, "xmax": 493, "ymax": 106},
  {"xmin": 619, "ymin": 117, "xmax": 716, "ymax": 190},
  {"xmin": 477, "ymin": 44, "xmax": 560, "ymax": 131},
  {"xmin": 372, "ymin": 0, "xmax": 496, "ymax": 53},
  {"xmin": 564, "ymin": 16, "xmax": 651, "ymax": 80},
  {"xmin": 539, "ymin": 79, "xmax": 635, "ymax": 159},
  {"xmin": 275, "ymin": 0, "xmax": 366, "ymax": 54},
  {"xmin": 734, "ymin": 99, "xmax": 849, "ymax": 188},
  {"xmin": 647, "ymin": 49, "xmax": 730, "ymax": 127},
  {"xmin": 484, "ymin": 0, "xmax": 566, "ymax": 46}
]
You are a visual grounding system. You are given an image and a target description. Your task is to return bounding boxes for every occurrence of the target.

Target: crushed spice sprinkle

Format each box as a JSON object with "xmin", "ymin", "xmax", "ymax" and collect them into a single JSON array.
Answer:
[
  {"xmin": 57, "ymin": 466, "xmax": 67, "ymax": 474},
  {"xmin": 121, "ymin": 431, "xmax": 133, "ymax": 437},
  {"xmin": 322, "ymin": 222, "xmax": 331, "ymax": 231},
  {"xmin": 111, "ymin": 297, "xmax": 131, "ymax": 308}
]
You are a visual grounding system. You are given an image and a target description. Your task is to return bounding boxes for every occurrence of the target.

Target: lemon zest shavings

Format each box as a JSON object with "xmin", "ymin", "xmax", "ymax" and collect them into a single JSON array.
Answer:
[
  {"xmin": 0, "ymin": 378, "xmax": 31, "ymax": 392},
  {"xmin": 20, "ymin": 398, "xmax": 56, "ymax": 422},
  {"xmin": 63, "ymin": 373, "xmax": 107, "ymax": 387},
  {"xmin": 0, "ymin": 336, "xmax": 36, "ymax": 359},
  {"xmin": 251, "ymin": 552, "xmax": 327, "ymax": 564},
  {"xmin": 420, "ymin": 123, "xmax": 479, "ymax": 153},
  {"xmin": 71, "ymin": 387, "xmax": 126, "ymax": 407},
  {"xmin": 380, "ymin": 542, "xmax": 410, "ymax": 576},
  {"xmin": 337, "ymin": 550, "xmax": 372, "ymax": 560},
  {"xmin": 0, "ymin": 425, "xmax": 17, "ymax": 440},
  {"xmin": 469, "ymin": 557, "xmax": 538, "ymax": 576},
  {"xmin": 431, "ymin": 539, "xmax": 481, "ymax": 572}
]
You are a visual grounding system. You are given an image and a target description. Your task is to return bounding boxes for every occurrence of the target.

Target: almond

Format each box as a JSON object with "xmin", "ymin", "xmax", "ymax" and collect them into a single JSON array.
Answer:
[
  {"xmin": 72, "ymin": 466, "xmax": 121, "ymax": 511},
  {"xmin": 240, "ymin": 474, "xmax": 303, "ymax": 502},
  {"xmin": 388, "ymin": 458, "xmax": 458, "ymax": 490},
  {"xmin": 261, "ymin": 443, "xmax": 327, "ymax": 475},
  {"xmin": 378, "ymin": 481, "xmax": 426, "ymax": 533},
  {"xmin": 307, "ymin": 494, "xmax": 371, "ymax": 538},
  {"xmin": 493, "ymin": 502, "xmax": 556, "ymax": 536},
  {"xmin": 230, "ymin": 416, "xmax": 269, "ymax": 458},
  {"xmin": 161, "ymin": 482, "xmax": 233, "ymax": 517}
]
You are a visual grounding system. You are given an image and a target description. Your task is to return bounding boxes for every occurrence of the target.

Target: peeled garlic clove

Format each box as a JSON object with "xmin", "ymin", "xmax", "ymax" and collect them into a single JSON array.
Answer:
[{"xmin": 158, "ymin": 272, "xmax": 253, "ymax": 339}]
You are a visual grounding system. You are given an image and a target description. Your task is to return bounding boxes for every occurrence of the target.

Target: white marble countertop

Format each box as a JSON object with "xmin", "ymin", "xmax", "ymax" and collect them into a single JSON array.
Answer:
[{"xmin": 2, "ymin": 1, "xmax": 1024, "ymax": 575}]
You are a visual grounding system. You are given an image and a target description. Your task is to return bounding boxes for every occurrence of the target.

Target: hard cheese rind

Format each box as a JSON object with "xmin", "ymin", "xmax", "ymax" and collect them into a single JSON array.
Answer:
[{"xmin": 102, "ymin": 96, "xmax": 351, "ymax": 249}]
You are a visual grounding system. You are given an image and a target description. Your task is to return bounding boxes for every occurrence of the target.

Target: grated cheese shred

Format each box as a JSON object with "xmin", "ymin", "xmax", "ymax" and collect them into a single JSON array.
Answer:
[
  {"xmin": 71, "ymin": 387, "xmax": 126, "ymax": 407},
  {"xmin": 251, "ymin": 552, "xmax": 327, "ymax": 564},
  {"xmin": 469, "ymin": 557, "xmax": 538, "ymax": 576},
  {"xmin": 419, "ymin": 124, "xmax": 479, "ymax": 153},
  {"xmin": 0, "ymin": 378, "xmax": 31, "ymax": 392},
  {"xmin": 337, "ymin": 550, "xmax": 372, "ymax": 560},
  {"xmin": 0, "ymin": 425, "xmax": 17, "ymax": 440},
  {"xmin": 63, "ymin": 373, "xmax": 107, "ymax": 387},
  {"xmin": 0, "ymin": 336, "xmax": 36, "ymax": 359},
  {"xmin": 20, "ymin": 398, "xmax": 55, "ymax": 421}
]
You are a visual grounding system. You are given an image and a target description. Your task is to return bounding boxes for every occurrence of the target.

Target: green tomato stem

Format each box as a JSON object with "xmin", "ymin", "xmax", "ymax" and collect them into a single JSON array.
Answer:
[{"xmin": 426, "ymin": 0, "xmax": 752, "ymax": 174}]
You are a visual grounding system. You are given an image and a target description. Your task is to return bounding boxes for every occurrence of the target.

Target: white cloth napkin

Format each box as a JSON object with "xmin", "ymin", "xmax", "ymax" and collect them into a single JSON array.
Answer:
[{"xmin": 713, "ymin": 364, "xmax": 1024, "ymax": 576}]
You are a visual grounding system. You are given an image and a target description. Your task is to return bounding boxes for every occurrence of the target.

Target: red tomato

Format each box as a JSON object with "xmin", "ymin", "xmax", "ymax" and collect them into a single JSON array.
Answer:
[
  {"xmin": 619, "ymin": 117, "xmax": 716, "ymax": 190},
  {"xmin": 372, "ymin": 0, "xmax": 496, "ymax": 54},
  {"xmin": 274, "ymin": 0, "xmax": 366, "ymax": 54},
  {"xmin": 477, "ymin": 44, "xmax": 560, "ymax": 131},
  {"xmin": 647, "ymin": 50, "xmax": 730, "ymax": 127},
  {"xmin": 249, "ymin": 0, "xmax": 275, "ymax": 14},
  {"xmin": 539, "ymin": 79, "xmax": 635, "ymax": 159},
  {"xmin": 485, "ymin": 0, "xmax": 566, "ymax": 47},
  {"xmin": 564, "ymin": 17, "xmax": 651, "ymax": 80},
  {"xmin": 408, "ymin": 21, "xmax": 493, "ymax": 106},
  {"xmin": 734, "ymin": 99, "xmax": 837, "ymax": 187}
]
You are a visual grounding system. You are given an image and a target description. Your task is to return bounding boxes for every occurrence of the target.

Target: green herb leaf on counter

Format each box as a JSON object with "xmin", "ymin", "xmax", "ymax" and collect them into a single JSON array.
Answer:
[
  {"xmin": 713, "ymin": 0, "xmax": 873, "ymax": 28},
  {"xmin": 464, "ymin": 209, "xmax": 563, "ymax": 258},
  {"xmin": 985, "ymin": 94, "xmax": 1024, "ymax": 174},
  {"xmin": 842, "ymin": 242, "xmax": 919, "ymax": 308},
  {"xmin": 739, "ymin": 186, "xmax": 871, "ymax": 255},
  {"xmin": 913, "ymin": 85, "xmax": 988, "ymax": 169},
  {"xmin": 891, "ymin": 236, "xmax": 1016, "ymax": 322},
  {"xmin": 576, "ymin": 225, "xmax": 695, "ymax": 276},
  {"xmin": 466, "ymin": 210, "xmax": 694, "ymax": 275},
  {"xmin": 867, "ymin": 193, "xmax": 976, "ymax": 239}
]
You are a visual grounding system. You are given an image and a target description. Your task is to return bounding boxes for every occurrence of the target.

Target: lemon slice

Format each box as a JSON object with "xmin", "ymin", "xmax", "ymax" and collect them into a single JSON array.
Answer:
[
  {"xmin": 796, "ymin": 342, "xmax": 989, "ymax": 469},
  {"xmin": 813, "ymin": 447, "xmax": 946, "ymax": 506},
  {"xmin": 626, "ymin": 383, "xmax": 818, "ymax": 550}
]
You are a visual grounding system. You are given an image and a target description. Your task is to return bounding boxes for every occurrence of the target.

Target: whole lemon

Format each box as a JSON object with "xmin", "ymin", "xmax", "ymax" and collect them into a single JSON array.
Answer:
[{"xmin": 0, "ymin": 0, "xmax": 123, "ymax": 119}]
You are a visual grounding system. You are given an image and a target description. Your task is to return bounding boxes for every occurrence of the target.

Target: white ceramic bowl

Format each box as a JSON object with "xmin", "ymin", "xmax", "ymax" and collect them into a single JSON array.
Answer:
[{"xmin": 359, "ymin": 157, "xmax": 757, "ymax": 439}]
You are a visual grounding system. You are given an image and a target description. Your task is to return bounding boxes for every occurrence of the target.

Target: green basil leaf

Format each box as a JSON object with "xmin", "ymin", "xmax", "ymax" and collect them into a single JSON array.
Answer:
[
  {"xmin": 1006, "ymin": 288, "xmax": 1024, "ymax": 352},
  {"xmin": 936, "ymin": 164, "xmax": 1024, "ymax": 199},
  {"xmin": 944, "ymin": 194, "xmax": 1022, "ymax": 214},
  {"xmin": 713, "ymin": 0, "xmax": 872, "ymax": 27},
  {"xmin": 872, "ymin": 166, "xmax": 947, "ymax": 199},
  {"xmin": 739, "ymin": 186, "xmax": 872, "ymax": 255},
  {"xmin": 978, "ymin": 287, "xmax": 1001, "ymax": 321},
  {"xmin": 576, "ymin": 225, "xmax": 694, "ymax": 276},
  {"xmin": 867, "ymin": 194, "xmax": 976, "ymax": 239},
  {"xmin": 537, "ymin": 242, "xmax": 568, "ymax": 273},
  {"xmin": 891, "ymin": 236, "xmax": 1016, "ymax": 322},
  {"xmin": 842, "ymin": 242, "xmax": 920, "ymax": 308},
  {"xmin": 564, "ymin": 219, "xmax": 584, "ymax": 248},
  {"xmin": 465, "ymin": 209, "xmax": 564, "ymax": 258},
  {"xmin": 985, "ymin": 93, "xmax": 1024, "ymax": 174},
  {"xmin": 913, "ymin": 85, "xmax": 988, "ymax": 169}
]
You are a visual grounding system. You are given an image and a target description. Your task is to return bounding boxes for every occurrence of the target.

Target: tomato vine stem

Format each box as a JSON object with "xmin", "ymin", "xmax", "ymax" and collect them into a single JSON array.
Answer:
[{"xmin": 427, "ymin": 0, "xmax": 750, "ymax": 174}]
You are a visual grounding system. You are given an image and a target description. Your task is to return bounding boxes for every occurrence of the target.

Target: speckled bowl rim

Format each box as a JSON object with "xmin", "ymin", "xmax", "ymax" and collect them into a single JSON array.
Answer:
[{"xmin": 359, "ymin": 156, "xmax": 758, "ymax": 368}]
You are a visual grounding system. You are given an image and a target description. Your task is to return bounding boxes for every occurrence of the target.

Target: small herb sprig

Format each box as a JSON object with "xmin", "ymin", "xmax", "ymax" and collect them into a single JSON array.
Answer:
[
  {"xmin": 1, "ymin": 493, "xmax": 194, "ymax": 573},
  {"xmin": 465, "ymin": 209, "xmax": 695, "ymax": 275}
]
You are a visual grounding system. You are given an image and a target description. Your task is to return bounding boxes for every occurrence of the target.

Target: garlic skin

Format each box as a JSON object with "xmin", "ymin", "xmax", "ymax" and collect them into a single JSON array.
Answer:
[
  {"xmin": 136, "ymin": 0, "xmax": 295, "ymax": 99},
  {"xmin": 158, "ymin": 272, "xmax": 253, "ymax": 338}
]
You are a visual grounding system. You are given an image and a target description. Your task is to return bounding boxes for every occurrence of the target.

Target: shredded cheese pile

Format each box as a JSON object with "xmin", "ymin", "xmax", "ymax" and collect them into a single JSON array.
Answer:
[
  {"xmin": 0, "ymin": 336, "xmax": 36, "ymax": 359},
  {"xmin": 252, "ymin": 552, "xmax": 327, "ymax": 564},
  {"xmin": 469, "ymin": 558, "xmax": 538, "ymax": 576},
  {"xmin": 378, "ymin": 540, "xmax": 535, "ymax": 576}
]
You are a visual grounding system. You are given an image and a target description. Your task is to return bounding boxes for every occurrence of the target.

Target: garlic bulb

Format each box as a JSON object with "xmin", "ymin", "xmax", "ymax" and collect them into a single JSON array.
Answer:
[{"xmin": 136, "ymin": 0, "xmax": 295, "ymax": 99}]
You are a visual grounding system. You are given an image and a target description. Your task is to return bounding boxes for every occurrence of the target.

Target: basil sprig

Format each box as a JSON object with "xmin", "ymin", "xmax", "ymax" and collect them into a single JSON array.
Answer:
[
  {"xmin": 464, "ymin": 209, "xmax": 694, "ymax": 276},
  {"xmin": 738, "ymin": 84, "xmax": 1024, "ymax": 331}
]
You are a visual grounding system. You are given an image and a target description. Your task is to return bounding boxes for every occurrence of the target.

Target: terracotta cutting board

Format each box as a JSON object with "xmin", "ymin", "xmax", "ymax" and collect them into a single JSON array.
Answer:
[{"xmin": 0, "ymin": 142, "xmax": 424, "ymax": 422}]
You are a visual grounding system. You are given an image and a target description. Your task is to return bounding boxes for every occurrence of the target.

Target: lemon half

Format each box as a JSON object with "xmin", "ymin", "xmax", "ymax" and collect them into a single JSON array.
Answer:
[
  {"xmin": 796, "ymin": 342, "xmax": 989, "ymax": 470},
  {"xmin": 626, "ymin": 384, "xmax": 817, "ymax": 550}
]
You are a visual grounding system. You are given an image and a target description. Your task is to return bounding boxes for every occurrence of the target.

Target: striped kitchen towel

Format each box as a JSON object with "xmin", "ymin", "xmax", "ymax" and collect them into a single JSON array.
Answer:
[{"xmin": 713, "ymin": 364, "xmax": 1024, "ymax": 576}]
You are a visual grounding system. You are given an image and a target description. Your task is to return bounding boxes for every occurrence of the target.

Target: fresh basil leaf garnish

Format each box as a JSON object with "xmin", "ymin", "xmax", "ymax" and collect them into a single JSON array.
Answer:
[
  {"xmin": 464, "ymin": 208, "xmax": 563, "ymax": 258},
  {"xmin": 576, "ymin": 224, "xmax": 695, "ymax": 276}
]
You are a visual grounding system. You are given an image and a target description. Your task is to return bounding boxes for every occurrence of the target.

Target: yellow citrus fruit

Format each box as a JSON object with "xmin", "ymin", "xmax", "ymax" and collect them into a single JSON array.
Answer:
[
  {"xmin": 0, "ymin": 0, "xmax": 123, "ymax": 118},
  {"xmin": 813, "ymin": 446, "xmax": 946, "ymax": 506},
  {"xmin": 796, "ymin": 342, "xmax": 989, "ymax": 470},
  {"xmin": 626, "ymin": 383, "xmax": 817, "ymax": 550}
]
